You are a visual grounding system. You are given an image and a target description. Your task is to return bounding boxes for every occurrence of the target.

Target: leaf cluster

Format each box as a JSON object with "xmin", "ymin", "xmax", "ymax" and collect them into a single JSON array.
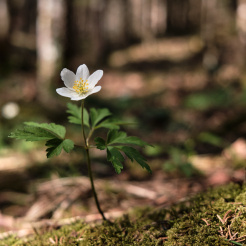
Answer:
[
  {"xmin": 66, "ymin": 102, "xmax": 130, "ymax": 130},
  {"xmin": 9, "ymin": 122, "xmax": 74, "ymax": 158},
  {"xmin": 9, "ymin": 103, "xmax": 152, "ymax": 175},
  {"xmin": 94, "ymin": 129, "xmax": 152, "ymax": 174}
]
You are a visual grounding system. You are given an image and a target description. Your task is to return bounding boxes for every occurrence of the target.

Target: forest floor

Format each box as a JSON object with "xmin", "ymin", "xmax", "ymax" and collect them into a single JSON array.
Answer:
[{"xmin": 1, "ymin": 41, "xmax": 246, "ymax": 243}]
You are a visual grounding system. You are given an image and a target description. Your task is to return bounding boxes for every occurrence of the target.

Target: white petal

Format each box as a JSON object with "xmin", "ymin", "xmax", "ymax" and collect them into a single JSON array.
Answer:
[
  {"xmin": 87, "ymin": 70, "xmax": 103, "ymax": 89},
  {"xmin": 71, "ymin": 95, "xmax": 88, "ymax": 101},
  {"xmin": 89, "ymin": 86, "xmax": 101, "ymax": 95},
  {"xmin": 70, "ymin": 86, "xmax": 101, "ymax": 101},
  {"xmin": 60, "ymin": 68, "xmax": 76, "ymax": 89},
  {"xmin": 76, "ymin": 64, "xmax": 90, "ymax": 81},
  {"xmin": 56, "ymin": 87, "xmax": 78, "ymax": 98}
]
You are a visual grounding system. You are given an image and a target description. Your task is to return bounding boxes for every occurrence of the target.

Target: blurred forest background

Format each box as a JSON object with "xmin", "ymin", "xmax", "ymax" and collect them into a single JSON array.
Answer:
[{"xmin": 1, "ymin": 0, "xmax": 246, "ymax": 237}]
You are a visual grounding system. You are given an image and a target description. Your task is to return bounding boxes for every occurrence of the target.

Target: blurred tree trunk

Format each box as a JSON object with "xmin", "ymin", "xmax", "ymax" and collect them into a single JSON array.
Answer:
[
  {"xmin": 150, "ymin": 0, "xmax": 167, "ymax": 37},
  {"xmin": 127, "ymin": 0, "xmax": 167, "ymax": 41},
  {"xmin": 36, "ymin": 0, "xmax": 66, "ymax": 105},
  {"xmin": 0, "ymin": 0, "xmax": 10, "ymax": 74},
  {"xmin": 63, "ymin": 0, "xmax": 74, "ymax": 66},
  {"xmin": 104, "ymin": 0, "xmax": 126, "ymax": 45},
  {"xmin": 0, "ymin": 0, "xmax": 9, "ymax": 40},
  {"xmin": 236, "ymin": 0, "xmax": 246, "ymax": 67},
  {"xmin": 88, "ymin": 0, "xmax": 105, "ymax": 64},
  {"xmin": 237, "ymin": 0, "xmax": 246, "ymax": 44},
  {"xmin": 166, "ymin": 0, "xmax": 189, "ymax": 34},
  {"xmin": 166, "ymin": 0, "xmax": 201, "ymax": 35},
  {"xmin": 200, "ymin": 0, "xmax": 217, "ymax": 43},
  {"xmin": 188, "ymin": 0, "xmax": 201, "ymax": 31}
]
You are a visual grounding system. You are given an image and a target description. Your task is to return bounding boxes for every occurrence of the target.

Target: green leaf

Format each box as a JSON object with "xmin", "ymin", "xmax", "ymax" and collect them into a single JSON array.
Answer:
[
  {"xmin": 113, "ymin": 136, "xmax": 152, "ymax": 147},
  {"xmin": 9, "ymin": 122, "xmax": 66, "ymax": 141},
  {"xmin": 66, "ymin": 103, "xmax": 89, "ymax": 127},
  {"xmin": 94, "ymin": 137, "xmax": 106, "ymax": 150},
  {"xmin": 24, "ymin": 122, "xmax": 66, "ymax": 139},
  {"xmin": 95, "ymin": 129, "xmax": 152, "ymax": 174},
  {"xmin": 95, "ymin": 119, "xmax": 120, "ymax": 130},
  {"xmin": 106, "ymin": 129, "xmax": 127, "ymax": 145},
  {"xmin": 45, "ymin": 139, "xmax": 74, "ymax": 158},
  {"xmin": 95, "ymin": 118, "xmax": 136, "ymax": 130},
  {"xmin": 107, "ymin": 147, "xmax": 124, "ymax": 174},
  {"xmin": 106, "ymin": 129, "xmax": 151, "ymax": 147},
  {"xmin": 90, "ymin": 108, "xmax": 111, "ymax": 127},
  {"xmin": 119, "ymin": 146, "xmax": 152, "ymax": 173}
]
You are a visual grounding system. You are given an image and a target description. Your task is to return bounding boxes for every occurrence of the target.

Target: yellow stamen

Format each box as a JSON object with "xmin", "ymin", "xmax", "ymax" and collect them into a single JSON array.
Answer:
[{"xmin": 72, "ymin": 79, "xmax": 89, "ymax": 95}]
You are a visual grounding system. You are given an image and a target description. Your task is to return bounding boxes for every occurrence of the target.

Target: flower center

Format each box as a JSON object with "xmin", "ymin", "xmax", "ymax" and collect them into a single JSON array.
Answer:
[{"xmin": 73, "ymin": 78, "xmax": 89, "ymax": 94}]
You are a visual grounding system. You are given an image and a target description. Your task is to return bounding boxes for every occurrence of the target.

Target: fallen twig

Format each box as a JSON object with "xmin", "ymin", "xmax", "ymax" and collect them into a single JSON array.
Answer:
[
  {"xmin": 236, "ymin": 235, "xmax": 246, "ymax": 240},
  {"xmin": 222, "ymin": 210, "xmax": 232, "ymax": 224},
  {"xmin": 49, "ymin": 237, "xmax": 55, "ymax": 244},
  {"xmin": 201, "ymin": 218, "xmax": 210, "ymax": 226},
  {"xmin": 217, "ymin": 214, "xmax": 224, "ymax": 224},
  {"xmin": 228, "ymin": 225, "xmax": 232, "ymax": 240}
]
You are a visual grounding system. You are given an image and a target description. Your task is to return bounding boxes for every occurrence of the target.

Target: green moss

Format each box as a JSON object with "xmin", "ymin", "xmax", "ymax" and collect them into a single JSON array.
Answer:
[
  {"xmin": 235, "ymin": 192, "xmax": 246, "ymax": 205},
  {"xmin": 1, "ymin": 183, "xmax": 246, "ymax": 246}
]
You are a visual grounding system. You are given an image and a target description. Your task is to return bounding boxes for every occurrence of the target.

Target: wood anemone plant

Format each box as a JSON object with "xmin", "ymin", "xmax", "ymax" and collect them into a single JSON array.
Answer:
[{"xmin": 9, "ymin": 64, "xmax": 152, "ymax": 221}]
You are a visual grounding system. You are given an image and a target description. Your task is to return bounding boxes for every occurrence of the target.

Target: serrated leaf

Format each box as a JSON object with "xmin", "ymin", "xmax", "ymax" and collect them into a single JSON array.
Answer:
[
  {"xmin": 24, "ymin": 122, "xmax": 66, "ymax": 139},
  {"xmin": 45, "ymin": 139, "xmax": 74, "ymax": 158},
  {"xmin": 112, "ymin": 136, "xmax": 152, "ymax": 147},
  {"xmin": 95, "ymin": 119, "xmax": 120, "ymax": 130},
  {"xmin": 9, "ymin": 122, "xmax": 66, "ymax": 141},
  {"xmin": 106, "ymin": 129, "xmax": 127, "ymax": 145},
  {"xmin": 119, "ymin": 146, "xmax": 152, "ymax": 173},
  {"xmin": 90, "ymin": 108, "xmax": 111, "ymax": 127},
  {"xmin": 67, "ymin": 116, "xmax": 81, "ymax": 125},
  {"xmin": 95, "ymin": 118, "xmax": 137, "ymax": 130},
  {"xmin": 94, "ymin": 137, "xmax": 106, "ymax": 150},
  {"xmin": 66, "ymin": 103, "xmax": 89, "ymax": 127},
  {"xmin": 107, "ymin": 147, "xmax": 124, "ymax": 174}
]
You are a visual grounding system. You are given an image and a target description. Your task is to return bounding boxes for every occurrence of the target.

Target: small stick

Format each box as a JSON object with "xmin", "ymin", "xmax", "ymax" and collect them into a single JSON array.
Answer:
[
  {"xmin": 217, "ymin": 214, "xmax": 224, "ymax": 224},
  {"xmin": 237, "ymin": 235, "xmax": 246, "ymax": 240},
  {"xmin": 59, "ymin": 236, "xmax": 64, "ymax": 244},
  {"xmin": 55, "ymin": 235, "xmax": 58, "ymax": 244},
  {"xmin": 228, "ymin": 225, "xmax": 232, "ymax": 239},
  {"xmin": 49, "ymin": 238, "xmax": 55, "ymax": 244},
  {"xmin": 223, "ymin": 210, "xmax": 232, "ymax": 223},
  {"xmin": 77, "ymin": 230, "xmax": 84, "ymax": 239},
  {"xmin": 237, "ymin": 238, "xmax": 246, "ymax": 243},
  {"xmin": 224, "ymin": 216, "xmax": 232, "ymax": 224},
  {"xmin": 158, "ymin": 237, "xmax": 168, "ymax": 240},
  {"xmin": 231, "ymin": 232, "xmax": 238, "ymax": 240},
  {"xmin": 201, "ymin": 218, "xmax": 210, "ymax": 226},
  {"xmin": 219, "ymin": 226, "xmax": 224, "ymax": 236}
]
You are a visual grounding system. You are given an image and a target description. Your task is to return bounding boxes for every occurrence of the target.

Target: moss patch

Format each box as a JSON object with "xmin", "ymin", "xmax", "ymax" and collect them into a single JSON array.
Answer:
[{"xmin": 1, "ymin": 183, "xmax": 246, "ymax": 246}]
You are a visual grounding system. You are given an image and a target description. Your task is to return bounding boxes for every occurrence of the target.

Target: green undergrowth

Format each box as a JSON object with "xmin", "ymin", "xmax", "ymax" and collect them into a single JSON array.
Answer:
[{"xmin": 1, "ymin": 183, "xmax": 246, "ymax": 246}]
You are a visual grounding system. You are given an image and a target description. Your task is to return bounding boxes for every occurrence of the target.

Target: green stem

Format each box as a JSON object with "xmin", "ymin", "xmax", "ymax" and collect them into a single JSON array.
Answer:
[
  {"xmin": 81, "ymin": 100, "xmax": 87, "ymax": 149},
  {"xmin": 81, "ymin": 100, "xmax": 106, "ymax": 221}
]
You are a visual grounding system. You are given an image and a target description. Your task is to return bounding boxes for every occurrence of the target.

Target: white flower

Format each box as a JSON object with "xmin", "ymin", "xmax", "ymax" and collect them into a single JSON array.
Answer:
[{"xmin": 56, "ymin": 64, "xmax": 103, "ymax": 100}]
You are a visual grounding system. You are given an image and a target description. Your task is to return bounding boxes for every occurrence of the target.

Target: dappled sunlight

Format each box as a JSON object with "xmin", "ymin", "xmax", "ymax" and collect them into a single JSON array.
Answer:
[
  {"xmin": 109, "ymin": 36, "xmax": 204, "ymax": 67},
  {"xmin": 1, "ymin": 0, "xmax": 246, "ymax": 244}
]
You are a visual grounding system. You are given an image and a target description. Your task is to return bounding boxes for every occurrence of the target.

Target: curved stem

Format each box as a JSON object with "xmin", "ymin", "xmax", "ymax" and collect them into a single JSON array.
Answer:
[
  {"xmin": 86, "ymin": 128, "xmax": 95, "ymax": 145},
  {"xmin": 85, "ymin": 148, "xmax": 106, "ymax": 220},
  {"xmin": 81, "ymin": 100, "xmax": 106, "ymax": 221}
]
